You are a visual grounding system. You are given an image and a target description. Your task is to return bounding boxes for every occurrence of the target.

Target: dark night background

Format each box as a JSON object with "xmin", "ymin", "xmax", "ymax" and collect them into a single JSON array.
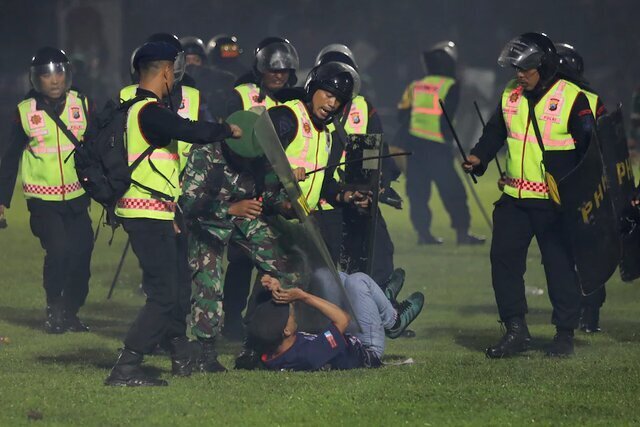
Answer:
[{"xmin": 1, "ymin": 0, "xmax": 639, "ymax": 152}]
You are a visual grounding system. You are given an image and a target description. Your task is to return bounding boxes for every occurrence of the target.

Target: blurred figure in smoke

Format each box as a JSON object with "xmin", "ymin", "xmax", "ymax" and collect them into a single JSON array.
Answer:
[
  {"xmin": 206, "ymin": 34, "xmax": 249, "ymax": 80},
  {"xmin": 397, "ymin": 41, "xmax": 485, "ymax": 246}
]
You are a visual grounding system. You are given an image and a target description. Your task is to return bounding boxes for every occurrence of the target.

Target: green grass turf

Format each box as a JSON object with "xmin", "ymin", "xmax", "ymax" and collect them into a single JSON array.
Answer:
[{"xmin": 1, "ymin": 165, "xmax": 640, "ymax": 426}]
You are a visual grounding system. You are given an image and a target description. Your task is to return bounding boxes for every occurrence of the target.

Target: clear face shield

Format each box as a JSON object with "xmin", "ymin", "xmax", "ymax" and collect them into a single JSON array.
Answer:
[
  {"xmin": 497, "ymin": 37, "xmax": 544, "ymax": 70},
  {"xmin": 255, "ymin": 42, "xmax": 300, "ymax": 74},
  {"xmin": 315, "ymin": 43, "xmax": 356, "ymax": 66},
  {"xmin": 173, "ymin": 51, "xmax": 186, "ymax": 82},
  {"xmin": 29, "ymin": 62, "xmax": 72, "ymax": 98}
]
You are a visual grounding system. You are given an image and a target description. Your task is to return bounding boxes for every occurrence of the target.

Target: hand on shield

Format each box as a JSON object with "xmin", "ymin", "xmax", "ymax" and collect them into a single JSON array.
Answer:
[
  {"xmin": 229, "ymin": 124, "xmax": 243, "ymax": 138},
  {"xmin": 462, "ymin": 154, "xmax": 481, "ymax": 173}
]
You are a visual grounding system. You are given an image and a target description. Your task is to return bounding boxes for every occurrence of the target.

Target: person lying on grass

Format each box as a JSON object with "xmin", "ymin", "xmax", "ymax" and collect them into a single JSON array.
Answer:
[{"xmin": 246, "ymin": 272, "xmax": 424, "ymax": 371}]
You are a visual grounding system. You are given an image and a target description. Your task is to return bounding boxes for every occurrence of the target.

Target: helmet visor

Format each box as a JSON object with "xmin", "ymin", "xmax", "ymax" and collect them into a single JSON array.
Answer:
[
  {"xmin": 174, "ymin": 51, "xmax": 186, "ymax": 81},
  {"xmin": 497, "ymin": 37, "xmax": 544, "ymax": 70},
  {"xmin": 315, "ymin": 44, "xmax": 355, "ymax": 65},
  {"xmin": 255, "ymin": 42, "xmax": 299, "ymax": 73},
  {"xmin": 29, "ymin": 62, "xmax": 72, "ymax": 96}
]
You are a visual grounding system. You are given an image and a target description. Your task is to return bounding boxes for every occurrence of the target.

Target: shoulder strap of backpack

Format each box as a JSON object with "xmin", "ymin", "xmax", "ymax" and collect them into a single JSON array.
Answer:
[{"xmin": 41, "ymin": 101, "xmax": 82, "ymax": 149}]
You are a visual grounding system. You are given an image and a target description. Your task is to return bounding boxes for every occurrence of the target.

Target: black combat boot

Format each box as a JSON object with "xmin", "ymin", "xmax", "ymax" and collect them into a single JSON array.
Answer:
[
  {"xmin": 64, "ymin": 311, "xmax": 89, "ymax": 332},
  {"xmin": 196, "ymin": 338, "xmax": 227, "ymax": 373},
  {"xmin": 104, "ymin": 348, "xmax": 168, "ymax": 387},
  {"xmin": 457, "ymin": 230, "xmax": 486, "ymax": 245},
  {"xmin": 44, "ymin": 300, "xmax": 65, "ymax": 334},
  {"xmin": 545, "ymin": 328, "xmax": 574, "ymax": 357},
  {"xmin": 170, "ymin": 336, "xmax": 192, "ymax": 377},
  {"xmin": 234, "ymin": 336, "xmax": 261, "ymax": 370},
  {"xmin": 485, "ymin": 317, "xmax": 531, "ymax": 358},
  {"xmin": 418, "ymin": 233, "xmax": 443, "ymax": 245}
]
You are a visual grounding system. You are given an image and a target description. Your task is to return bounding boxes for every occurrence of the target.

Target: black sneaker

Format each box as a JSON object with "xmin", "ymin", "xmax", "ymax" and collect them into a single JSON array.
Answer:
[
  {"xmin": 44, "ymin": 305, "xmax": 65, "ymax": 334},
  {"xmin": 485, "ymin": 317, "xmax": 531, "ymax": 359},
  {"xmin": 579, "ymin": 306, "xmax": 601, "ymax": 333},
  {"xmin": 418, "ymin": 234, "xmax": 443, "ymax": 245},
  {"xmin": 64, "ymin": 313, "xmax": 90, "ymax": 332},
  {"xmin": 457, "ymin": 231, "xmax": 486, "ymax": 245},
  {"xmin": 545, "ymin": 330, "xmax": 574, "ymax": 357},
  {"xmin": 384, "ymin": 268, "xmax": 406, "ymax": 302},
  {"xmin": 385, "ymin": 292, "xmax": 424, "ymax": 339}
]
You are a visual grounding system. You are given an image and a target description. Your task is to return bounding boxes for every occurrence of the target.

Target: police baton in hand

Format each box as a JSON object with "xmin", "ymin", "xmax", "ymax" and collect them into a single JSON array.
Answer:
[
  {"xmin": 473, "ymin": 101, "xmax": 505, "ymax": 177},
  {"xmin": 439, "ymin": 99, "xmax": 477, "ymax": 184}
]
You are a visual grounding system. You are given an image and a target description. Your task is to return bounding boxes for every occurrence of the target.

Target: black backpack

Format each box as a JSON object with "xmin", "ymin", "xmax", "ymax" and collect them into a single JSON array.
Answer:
[{"xmin": 45, "ymin": 96, "xmax": 167, "ymax": 224}]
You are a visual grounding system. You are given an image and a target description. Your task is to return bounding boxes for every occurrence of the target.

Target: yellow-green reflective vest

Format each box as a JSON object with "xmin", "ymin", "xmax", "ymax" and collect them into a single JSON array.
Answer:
[
  {"xmin": 115, "ymin": 98, "xmax": 180, "ymax": 220},
  {"xmin": 322, "ymin": 96, "xmax": 370, "ymax": 210},
  {"xmin": 583, "ymin": 90, "xmax": 599, "ymax": 119},
  {"xmin": 235, "ymin": 83, "xmax": 280, "ymax": 110},
  {"xmin": 501, "ymin": 79, "xmax": 581, "ymax": 200},
  {"xmin": 409, "ymin": 76, "xmax": 455, "ymax": 143},
  {"xmin": 17, "ymin": 90, "xmax": 87, "ymax": 201},
  {"xmin": 120, "ymin": 84, "xmax": 200, "ymax": 172},
  {"xmin": 280, "ymin": 99, "xmax": 331, "ymax": 211}
]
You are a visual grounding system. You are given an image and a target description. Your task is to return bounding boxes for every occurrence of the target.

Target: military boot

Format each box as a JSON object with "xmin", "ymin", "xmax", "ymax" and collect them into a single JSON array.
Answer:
[
  {"xmin": 196, "ymin": 338, "xmax": 227, "ymax": 373},
  {"xmin": 170, "ymin": 336, "xmax": 192, "ymax": 377},
  {"xmin": 385, "ymin": 292, "xmax": 425, "ymax": 339},
  {"xmin": 457, "ymin": 231, "xmax": 486, "ymax": 245},
  {"xmin": 44, "ymin": 301, "xmax": 65, "ymax": 334},
  {"xmin": 104, "ymin": 348, "xmax": 168, "ymax": 387},
  {"xmin": 545, "ymin": 328, "xmax": 574, "ymax": 357},
  {"xmin": 383, "ymin": 268, "xmax": 406, "ymax": 302},
  {"xmin": 485, "ymin": 317, "xmax": 531, "ymax": 358},
  {"xmin": 64, "ymin": 311, "xmax": 89, "ymax": 332},
  {"xmin": 234, "ymin": 336, "xmax": 261, "ymax": 370},
  {"xmin": 418, "ymin": 233, "xmax": 443, "ymax": 245}
]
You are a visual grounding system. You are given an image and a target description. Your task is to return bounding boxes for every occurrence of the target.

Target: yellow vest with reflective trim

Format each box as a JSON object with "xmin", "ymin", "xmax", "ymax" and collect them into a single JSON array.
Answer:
[
  {"xmin": 17, "ymin": 90, "xmax": 87, "ymax": 202},
  {"xmin": 584, "ymin": 90, "xmax": 599, "ymax": 119},
  {"xmin": 119, "ymin": 84, "xmax": 200, "ymax": 172},
  {"xmin": 322, "ymin": 96, "xmax": 370, "ymax": 210},
  {"xmin": 281, "ymin": 99, "xmax": 331, "ymax": 211},
  {"xmin": 115, "ymin": 98, "xmax": 180, "ymax": 220},
  {"xmin": 409, "ymin": 76, "xmax": 455, "ymax": 143},
  {"xmin": 501, "ymin": 79, "xmax": 580, "ymax": 200},
  {"xmin": 235, "ymin": 83, "xmax": 280, "ymax": 110}
]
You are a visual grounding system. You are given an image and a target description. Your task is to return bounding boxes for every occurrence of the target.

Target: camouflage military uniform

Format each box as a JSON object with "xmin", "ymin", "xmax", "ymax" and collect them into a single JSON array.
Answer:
[{"xmin": 180, "ymin": 141, "xmax": 291, "ymax": 339}]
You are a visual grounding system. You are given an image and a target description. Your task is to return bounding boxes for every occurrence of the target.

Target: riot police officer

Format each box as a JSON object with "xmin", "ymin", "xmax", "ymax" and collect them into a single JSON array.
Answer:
[
  {"xmin": 222, "ymin": 36, "xmax": 300, "ymax": 340},
  {"xmin": 398, "ymin": 41, "xmax": 484, "ymax": 245},
  {"xmin": 104, "ymin": 41, "xmax": 241, "ymax": 386},
  {"xmin": 0, "ymin": 47, "xmax": 94, "ymax": 334},
  {"xmin": 206, "ymin": 34, "xmax": 248, "ymax": 79},
  {"xmin": 463, "ymin": 33, "xmax": 595, "ymax": 358}
]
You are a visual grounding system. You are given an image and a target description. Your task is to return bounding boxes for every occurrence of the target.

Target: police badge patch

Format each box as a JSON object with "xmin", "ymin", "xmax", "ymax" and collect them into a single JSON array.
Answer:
[{"xmin": 549, "ymin": 98, "xmax": 560, "ymax": 111}]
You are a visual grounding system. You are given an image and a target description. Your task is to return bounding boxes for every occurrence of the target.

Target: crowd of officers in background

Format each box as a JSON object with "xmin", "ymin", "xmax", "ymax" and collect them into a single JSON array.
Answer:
[{"xmin": 0, "ymin": 29, "xmax": 627, "ymax": 385}]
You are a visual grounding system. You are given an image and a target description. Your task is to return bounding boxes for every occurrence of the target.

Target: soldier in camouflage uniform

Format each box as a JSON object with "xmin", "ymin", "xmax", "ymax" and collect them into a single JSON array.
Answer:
[{"xmin": 180, "ymin": 136, "xmax": 292, "ymax": 372}]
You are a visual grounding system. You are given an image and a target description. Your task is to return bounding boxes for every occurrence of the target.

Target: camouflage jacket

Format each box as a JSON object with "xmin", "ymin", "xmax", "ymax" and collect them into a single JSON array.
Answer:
[{"xmin": 180, "ymin": 141, "xmax": 286, "ymax": 242}]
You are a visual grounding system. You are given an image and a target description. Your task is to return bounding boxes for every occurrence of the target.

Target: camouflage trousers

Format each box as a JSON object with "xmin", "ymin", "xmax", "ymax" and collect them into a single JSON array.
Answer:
[{"xmin": 189, "ymin": 218, "xmax": 289, "ymax": 339}]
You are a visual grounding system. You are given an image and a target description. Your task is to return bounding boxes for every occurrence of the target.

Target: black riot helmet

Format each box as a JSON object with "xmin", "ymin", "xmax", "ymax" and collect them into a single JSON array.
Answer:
[
  {"xmin": 30, "ymin": 47, "xmax": 72, "ymax": 96},
  {"xmin": 314, "ymin": 44, "xmax": 361, "ymax": 98},
  {"xmin": 254, "ymin": 37, "xmax": 299, "ymax": 86},
  {"xmin": 498, "ymin": 32, "xmax": 559, "ymax": 82},
  {"xmin": 305, "ymin": 62, "xmax": 356, "ymax": 109},
  {"xmin": 206, "ymin": 34, "xmax": 243, "ymax": 65},
  {"xmin": 422, "ymin": 41, "xmax": 457, "ymax": 77},
  {"xmin": 146, "ymin": 33, "xmax": 186, "ymax": 81},
  {"xmin": 555, "ymin": 42, "xmax": 585, "ymax": 78},
  {"xmin": 179, "ymin": 36, "xmax": 207, "ymax": 62}
]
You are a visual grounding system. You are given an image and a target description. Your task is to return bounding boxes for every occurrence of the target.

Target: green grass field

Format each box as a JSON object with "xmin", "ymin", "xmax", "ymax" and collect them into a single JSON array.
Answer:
[{"xmin": 1, "ymin": 166, "xmax": 639, "ymax": 426}]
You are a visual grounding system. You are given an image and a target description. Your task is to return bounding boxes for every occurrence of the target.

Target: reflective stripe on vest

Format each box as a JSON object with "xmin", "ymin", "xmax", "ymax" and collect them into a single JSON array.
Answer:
[
  {"xmin": 501, "ymin": 79, "xmax": 580, "ymax": 199},
  {"xmin": 282, "ymin": 100, "xmax": 331, "ymax": 211},
  {"xmin": 409, "ymin": 76, "xmax": 455, "ymax": 143},
  {"xmin": 17, "ymin": 90, "xmax": 87, "ymax": 201},
  {"xmin": 235, "ymin": 83, "xmax": 280, "ymax": 110},
  {"xmin": 584, "ymin": 90, "xmax": 599, "ymax": 119},
  {"xmin": 115, "ymin": 98, "xmax": 180, "ymax": 220},
  {"xmin": 119, "ymin": 84, "xmax": 199, "ymax": 172}
]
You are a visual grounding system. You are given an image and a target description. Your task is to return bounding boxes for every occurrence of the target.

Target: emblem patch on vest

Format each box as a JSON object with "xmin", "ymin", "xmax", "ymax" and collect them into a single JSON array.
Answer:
[
  {"xmin": 303, "ymin": 122, "xmax": 311, "ymax": 135},
  {"xmin": 351, "ymin": 112, "xmax": 360, "ymax": 124},
  {"xmin": 70, "ymin": 106, "xmax": 81, "ymax": 120},
  {"xmin": 548, "ymin": 98, "xmax": 559, "ymax": 111},
  {"xmin": 27, "ymin": 112, "xmax": 45, "ymax": 129},
  {"xmin": 509, "ymin": 91, "xmax": 520, "ymax": 103}
]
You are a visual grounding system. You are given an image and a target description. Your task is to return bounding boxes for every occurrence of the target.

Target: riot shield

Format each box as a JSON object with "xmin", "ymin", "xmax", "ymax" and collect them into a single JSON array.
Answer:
[
  {"xmin": 340, "ymin": 134, "xmax": 383, "ymax": 276},
  {"xmin": 557, "ymin": 131, "xmax": 621, "ymax": 295},
  {"xmin": 598, "ymin": 107, "xmax": 640, "ymax": 282},
  {"xmin": 251, "ymin": 109, "xmax": 359, "ymax": 332}
]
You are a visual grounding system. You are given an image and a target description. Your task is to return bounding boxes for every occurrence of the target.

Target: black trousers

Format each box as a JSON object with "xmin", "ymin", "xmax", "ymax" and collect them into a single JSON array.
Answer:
[
  {"xmin": 582, "ymin": 285, "xmax": 606, "ymax": 308},
  {"xmin": 121, "ymin": 217, "xmax": 190, "ymax": 354},
  {"xmin": 406, "ymin": 139, "xmax": 470, "ymax": 236},
  {"xmin": 490, "ymin": 195, "xmax": 581, "ymax": 330},
  {"xmin": 27, "ymin": 197, "xmax": 93, "ymax": 314}
]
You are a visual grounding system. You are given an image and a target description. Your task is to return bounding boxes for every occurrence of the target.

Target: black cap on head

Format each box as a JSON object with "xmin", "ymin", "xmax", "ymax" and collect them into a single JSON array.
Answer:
[
  {"xmin": 31, "ymin": 47, "xmax": 69, "ymax": 66},
  {"xmin": 133, "ymin": 41, "xmax": 179, "ymax": 71},
  {"xmin": 246, "ymin": 301, "xmax": 290, "ymax": 354}
]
